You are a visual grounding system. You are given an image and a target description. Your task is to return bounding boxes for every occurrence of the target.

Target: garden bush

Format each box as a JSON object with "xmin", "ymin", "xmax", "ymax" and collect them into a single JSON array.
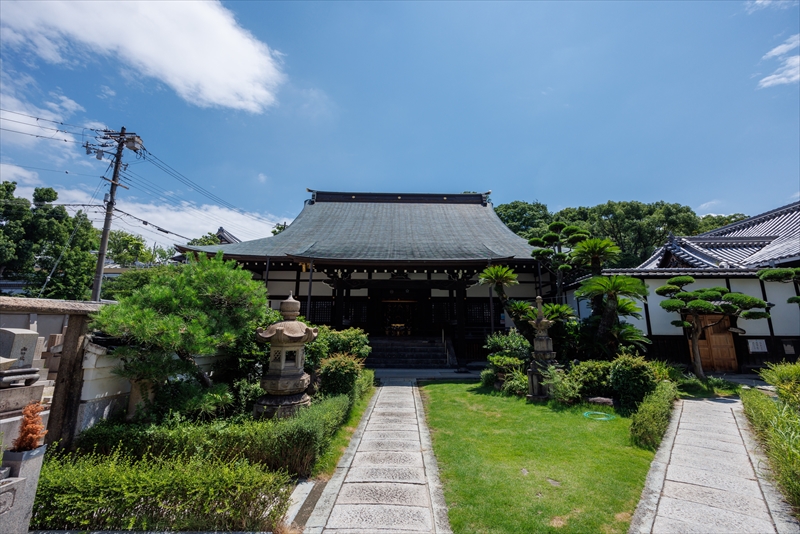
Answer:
[
  {"xmin": 759, "ymin": 361, "xmax": 800, "ymax": 409},
  {"xmin": 480, "ymin": 368, "xmax": 498, "ymax": 388},
  {"xmin": 501, "ymin": 368, "xmax": 529, "ymax": 397},
  {"xmin": 609, "ymin": 354, "xmax": 657, "ymax": 415},
  {"xmin": 33, "ymin": 449, "xmax": 291, "ymax": 531},
  {"xmin": 354, "ymin": 368, "xmax": 375, "ymax": 401},
  {"xmin": 306, "ymin": 326, "xmax": 371, "ymax": 371},
  {"xmin": 542, "ymin": 365, "xmax": 581, "ymax": 404},
  {"xmin": 568, "ymin": 360, "xmax": 613, "ymax": 398},
  {"xmin": 76, "ymin": 394, "xmax": 352, "ymax": 476},
  {"xmin": 484, "ymin": 329, "xmax": 531, "ymax": 362},
  {"xmin": 487, "ymin": 354, "xmax": 525, "ymax": 374},
  {"xmin": 647, "ymin": 360, "xmax": 683, "ymax": 383},
  {"xmin": 741, "ymin": 388, "xmax": 800, "ymax": 509},
  {"xmin": 630, "ymin": 381, "xmax": 678, "ymax": 449},
  {"xmin": 319, "ymin": 353, "xmax": 363, "ymax": 397}
]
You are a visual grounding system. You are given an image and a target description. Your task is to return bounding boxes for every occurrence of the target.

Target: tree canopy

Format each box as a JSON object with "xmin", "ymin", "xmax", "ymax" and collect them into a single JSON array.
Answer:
[{"xmin": 1, "ymin": 181, "xmax": 97, "ymax": 299}]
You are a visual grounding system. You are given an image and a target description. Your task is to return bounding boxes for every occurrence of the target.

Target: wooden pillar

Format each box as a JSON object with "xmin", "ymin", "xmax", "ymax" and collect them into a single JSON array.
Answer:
[
  {"xmin": 46, "ymin": 314, "xmax": 89, "ymax": 449},
  {"xmin": 455, "ymin": 282, "xmax": 467, "ymax": 364},
  {"xmin": 332, "ymin": 280, "xmax": 342, "ymax": 329},
  {"xmin": 306, "ymin": 260, "xmax": 314, "ymax": 322},
  {"xmin": 489, "ymin": 285, "xmax": 495, "ymax": 333}
]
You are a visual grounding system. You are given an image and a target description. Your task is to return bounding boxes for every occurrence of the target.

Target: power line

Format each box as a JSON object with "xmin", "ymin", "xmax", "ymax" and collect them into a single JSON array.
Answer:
[
  {"xmin": 113, "ymin": 207, "xmax": 192, "ymax": 240},
  {"xmin": 0, "ymin": 126, "xmax": 82, "ymax": 144},
  {"xmin": 0, "ymin": 163, "xmax": 107, "ymax": 178},
  {"xmin": 0, "ymin": 116, "xmax": 87, "ymax": 137},
  {"xmin": 0, "ymin": 107, "xmax": 100, "ymax": 131}
]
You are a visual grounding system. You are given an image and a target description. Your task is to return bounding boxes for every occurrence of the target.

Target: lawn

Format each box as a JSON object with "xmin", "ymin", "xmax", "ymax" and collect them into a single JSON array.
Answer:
[{"xmin": 421, "ymin": 380, "xmax": 654, "ymax": 534}]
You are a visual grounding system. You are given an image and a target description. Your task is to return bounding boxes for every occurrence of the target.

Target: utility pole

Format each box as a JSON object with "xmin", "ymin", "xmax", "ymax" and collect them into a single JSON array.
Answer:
[{"xmin": 91, "ymin": 127, "xmax": 140, "ymax": 301}]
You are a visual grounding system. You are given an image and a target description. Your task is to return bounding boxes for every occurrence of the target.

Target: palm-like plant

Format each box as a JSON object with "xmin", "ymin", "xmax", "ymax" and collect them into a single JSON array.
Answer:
[
  {"xmin": 575, "ymin": 275, "xmax": 648, "ymax": 340},
  {"xmin": 479, "ymin": 265, "xmax": 528, "ymax": 336},
  {"xmin": 570, "ymin": 238, "xmax": 621, "ymax": 276}
]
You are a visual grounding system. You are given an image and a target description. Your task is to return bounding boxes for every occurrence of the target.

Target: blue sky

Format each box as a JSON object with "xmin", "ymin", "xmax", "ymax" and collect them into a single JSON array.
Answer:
[{"xmin": 1, "ymin": 0, "xmax": 798, "ymax": 246}]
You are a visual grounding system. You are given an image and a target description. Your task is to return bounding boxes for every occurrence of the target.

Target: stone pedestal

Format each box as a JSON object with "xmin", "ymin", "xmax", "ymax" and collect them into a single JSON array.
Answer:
[
  {"xmin": 253, "ymin": 294, "xmax": 318, "ymax": 419},
  {"xmin": 526, "ymin": 296, "xmax": 557, "ymax": 402}
]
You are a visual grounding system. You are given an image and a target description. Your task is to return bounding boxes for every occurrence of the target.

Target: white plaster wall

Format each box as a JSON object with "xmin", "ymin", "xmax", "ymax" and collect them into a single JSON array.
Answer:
[
  {"xmin": 81, "ymin": 342, "xmax": 131, "ymax": 401},
  {"xmin": 267, "ymin": 281, "xmax": 296, "ymax": 298},
  {"xmin": 642, "ymin": 279, "xmax": 684, "ymax": 336},
  {"xmin": 728, "ymin": 279, "xmax": 771, "ymax": 336},
  {"xmin": 764, "ymin": 282, "xmax": 800, "ymax": 336}
]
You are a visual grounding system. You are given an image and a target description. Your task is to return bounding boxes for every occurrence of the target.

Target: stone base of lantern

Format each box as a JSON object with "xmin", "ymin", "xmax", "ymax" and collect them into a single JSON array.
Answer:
[
  {"xmin": 261, "ymin": 371, "xmax": 311, "ymax": 396},
  {"xmin": 253, "ymin": 392, "xmax": 311, "ymax": 419}
]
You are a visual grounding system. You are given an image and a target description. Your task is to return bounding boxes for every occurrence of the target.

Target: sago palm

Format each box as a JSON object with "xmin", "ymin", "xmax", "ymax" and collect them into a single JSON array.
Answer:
[
  {"xmin": 575, "ymin": 275, "xmax": 648, "ymax": 339},
  {"xmin": 570, "ymin": 238, "xmax": 621, "ymax": 276}
]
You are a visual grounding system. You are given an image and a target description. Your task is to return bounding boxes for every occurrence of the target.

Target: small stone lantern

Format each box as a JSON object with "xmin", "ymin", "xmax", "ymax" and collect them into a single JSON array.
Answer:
[
  {"xmin": 253, "ymin": 293, "xmax": 318, "ymax": 419},
  {"xmin": 527, "ymin": 296, "xmax": 556, "ymax": 400}
]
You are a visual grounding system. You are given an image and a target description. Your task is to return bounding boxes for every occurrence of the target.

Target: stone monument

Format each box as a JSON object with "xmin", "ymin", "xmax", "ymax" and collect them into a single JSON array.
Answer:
[
  {"xmin": 0, "ymin": 329, "xmax": 41, "ymax": 389},
  {"xmin": 527, "ymin": 296, "xmax": 556, "ymax": 401},
  {"xmin": 253, "ymin": 293, "xmax": 318, "ymax": 419}
]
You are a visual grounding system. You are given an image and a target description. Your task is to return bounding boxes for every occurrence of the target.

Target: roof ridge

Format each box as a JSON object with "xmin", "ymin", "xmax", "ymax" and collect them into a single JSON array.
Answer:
[{"xmin": 699, "ymin": 200, "xmax": 800, "ymax": 237}]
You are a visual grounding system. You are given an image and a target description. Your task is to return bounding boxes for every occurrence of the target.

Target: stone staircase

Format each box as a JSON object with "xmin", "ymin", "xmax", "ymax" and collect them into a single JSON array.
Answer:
[{"xmin": 365, "ymin": 337, "xmax": 449, "ymax": 368}]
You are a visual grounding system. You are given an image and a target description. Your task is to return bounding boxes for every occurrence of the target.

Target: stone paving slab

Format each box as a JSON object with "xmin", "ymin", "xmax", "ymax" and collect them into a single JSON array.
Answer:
[
  {"xmin": 362, "ymin": 430, "xmax": 419, "ymax": 440},
  {"xmin": 656, "ymin": 496, "xmax": 776, "ymax": 533},
  {"xmin": 629, "ymin": 397, "xmax": 800, "ymax": 534},
  {"xmin": 336, "ymin": 482, "xmax": 431, "ymax": 506},
  {"xmin": 346, "ymin": 466, "xmax": 428, "ymax": 484},
  {"xmin": 326, "ymin": 504, "xmax": 433, "ymax": 531},
  {"xmin": 661, "ymin": 480, "xmax": 772, "ymax": 522},
  {"xmin": 352, "ymin": 450, "xmax": 425, "ymax": 467},
  {"xmin": 358, "ymin": 439, "xmax": 421, "ymax": 452},
  {"xmin": 366, "ymin": 423, "xmax": 420, "ymax": 431}
]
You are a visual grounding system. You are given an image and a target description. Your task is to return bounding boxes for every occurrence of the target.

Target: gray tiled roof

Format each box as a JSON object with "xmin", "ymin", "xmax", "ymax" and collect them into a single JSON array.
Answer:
[
  {"xmin": 178, "ymin": 191, "xmax": 535, "ymax": 263},
  {"xmin": 634, "ymin": 201, "xmax": 800, "ymax": 270}
]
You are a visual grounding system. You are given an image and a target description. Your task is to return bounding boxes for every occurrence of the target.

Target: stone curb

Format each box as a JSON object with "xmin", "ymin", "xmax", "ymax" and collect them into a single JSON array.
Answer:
[
  {"xmin": 413, "ymin": 383, "xmax": 453, "ymax": 534},
  {"xmin": 628, "ymin": 399, "xmax": 683, "ymax": 534},
  {"xmin": 732, "ymin": 402, "xmax": 800, "ymax": 534},
  {"xmin": 304, "ymin": 385, "xmax": 380, "ymax": 534}
]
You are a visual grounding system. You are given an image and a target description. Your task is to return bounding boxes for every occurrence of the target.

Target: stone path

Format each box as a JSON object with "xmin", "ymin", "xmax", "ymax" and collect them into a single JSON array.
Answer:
[
  {"xmin": 630, "ymin": 397, "xmax": 800, "ymax": 534},
  {"xmin": 305, "ymin": 379, "xmax": 452, "ymax": 534}
]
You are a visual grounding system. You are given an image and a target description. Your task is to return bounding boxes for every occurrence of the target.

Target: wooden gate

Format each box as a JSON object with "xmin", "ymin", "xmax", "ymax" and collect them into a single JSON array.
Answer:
[{"xmin": 694, "ymin": 315, "xmax": 738, "ymax": 372}]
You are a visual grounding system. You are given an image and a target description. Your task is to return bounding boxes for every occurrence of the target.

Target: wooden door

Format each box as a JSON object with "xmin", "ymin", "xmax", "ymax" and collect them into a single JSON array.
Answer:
[{"xmin": 694, "ymin": 315, "xmax": 738, "ymax": 372}]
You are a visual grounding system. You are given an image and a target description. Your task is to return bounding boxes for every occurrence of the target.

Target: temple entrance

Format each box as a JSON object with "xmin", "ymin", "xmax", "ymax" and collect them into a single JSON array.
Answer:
[
  {"xmin": 694, "ymin": 315, "xmax": 738, "ymax": 372},
  {"xmin": 383, "ymin": 301, "xmax": 417, "ymax": 336}
]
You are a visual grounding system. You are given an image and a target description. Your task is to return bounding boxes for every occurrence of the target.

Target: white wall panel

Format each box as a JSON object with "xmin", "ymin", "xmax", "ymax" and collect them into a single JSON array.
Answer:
[
  {"xmin": 764, "ymin": 282, "xmax": 800, "ymax": 336},
  {"xmin": 728, "ymin": 279, "xmax": 771, "ymax": 336}
]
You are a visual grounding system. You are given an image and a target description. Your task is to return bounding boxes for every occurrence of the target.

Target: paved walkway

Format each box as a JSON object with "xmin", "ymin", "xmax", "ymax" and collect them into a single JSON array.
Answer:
[
  {"xmin": 305, "ymin": 379, "xmax": 452, "ymax": 534},
  {"xmin": 630, "ymin": 397, "xmax": 800, "ymax": 534}
]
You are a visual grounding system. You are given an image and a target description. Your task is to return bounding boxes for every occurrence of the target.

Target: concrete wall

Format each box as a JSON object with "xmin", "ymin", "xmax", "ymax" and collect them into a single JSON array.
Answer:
[{"xmin": 0, "ymin": 313, "xmax": 66, "ymax": 341}]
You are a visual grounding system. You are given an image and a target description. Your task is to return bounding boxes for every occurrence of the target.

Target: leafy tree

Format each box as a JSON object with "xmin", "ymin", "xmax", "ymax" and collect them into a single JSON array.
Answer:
[
  {"xmin": 187, "ymin": 232, "xmax": 221, "ymax": 246},
  {"xmin": 100, "ymin": 266, "xmax": 179, "ymax": 301},
  {"xmin": 90, "ymin": 253, "xmax": 268, "ymax": 388},
  {"xmin": 1, "ymin": 182, "xmax": 96, "ymax": 299},
  {"xmin": 575, "ymin": 275, "xmax": 649, "ymax": 341},
  {"xmin": 528, "ymin": 221, "xmax": 591, "ymax": 300},
  {"xmin": 271, "ymin": 222, "xmax": 288, "ymax": 236},
  {"xmin": 494, "ymin": 200, "xmax": 551, "ymax": 237},
  {"xmin": 570, "ymin": 238, "xmax": 621, "ymax": 277},
  {"xmin": 656, "ymin": 276, "xmax": 770, "ymax": 379},
  {"xmin": 107, "ymin": 230, "xmax": 152, "ymax": 266},
  {"xmin": 478, "ymin": 265, "xmax": 536, "ymax": 342},
  {"xmin": 697, "ymin": 213, "xmax": 748, "ymax": 234}
]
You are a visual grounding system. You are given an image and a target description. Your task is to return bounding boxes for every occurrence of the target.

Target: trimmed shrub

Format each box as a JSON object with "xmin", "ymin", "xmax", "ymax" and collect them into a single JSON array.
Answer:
[
  {"xmin": 609, "ymin": 354, "xmax": 657, "ymax": 415},
  {"xmin": 484, "ymin": 329, "xmax": 531, "ymax": 362},
  {"xmin": 354, "ymin": 369, "xmax": 375, "ymax": 401},
  {"xmin": 33, "ymin": 450, "xmax": 291, "ymax": 531},
  {"xmin": 319, "ymin": 353, "xmax": 363, "ymax": 397},
  {"xmin": 327, "ymin": 328, "xmax": 372, "ymax": 359},
  {"xmin": 480, "ymin": 368, "xmax": 498, "ymax": 388},
  {"xmin": 501, "ymin": 369, "xmax": 528, "ymax": 397},
  {"xmin": 759, "ymin": 361, "xmax": 800, "ymax": 409},
  {"xmin": 568, "ymin": 360, "xmax": 612, "ymax": 398},
  {"xmin": 487, "ymin": 354, "xmax": 525, "ymax": 374},
  {"xmin": 630, "ymin": 381, "xmax": 678, "ymax": 449},
  {"xmin": 76, "ymin": 394, "xmax": 352, "ymax": 476},
  {"xmin": 542, "ymin": 365, "xmax": 581, "ymax": 404},
  {"xmin": 741, "ymin": 388, "xmax": 800, "ymax": 509},
  {"xmin": 647, "ymin": 360, "xmax": 683, "ymax": 383}
]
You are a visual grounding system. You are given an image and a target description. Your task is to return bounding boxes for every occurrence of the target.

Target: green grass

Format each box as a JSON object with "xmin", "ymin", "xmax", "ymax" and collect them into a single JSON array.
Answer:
[
  {"xmin": 676, "ymin": 375, "xmax": 740, "ymax": 398},
  {"xmin": 421, "ymin": 381, "xmax": 654, "ymax": 534},
  {"xmin": 312, "ymin": 385, "xmax": 376, "ymax": 478}
]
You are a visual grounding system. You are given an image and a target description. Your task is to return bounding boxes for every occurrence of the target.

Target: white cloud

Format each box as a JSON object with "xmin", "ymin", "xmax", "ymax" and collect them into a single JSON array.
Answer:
[
  {"xmin": 698, "ymin": 200, "xmax": 721, "ymax": 211},
  {"xmin": 763, "ymin": 34, "xmax": 799, "ymax": 59},
  {"xmin": 791, "ymin": 190, "xmax": 800, "ymax": 199},
  {"xmin": 1, "ymin": 0, "xmax": 285, "ymax": 112},
  {"xmin": 257, "ymin": 173, "xmax": 268, "ymax": 184},
  {"xmin": 98, "ymin": 86, "xmax": 116, "ymax": 100},
  {"xmin": 758, "ymin": 34, "xmax": 800, "ymax": 88},
  {"xmin": 746, "ymin": 0, "xmax": 798, "ymax": 13},
  {"xmin": 3, "ymin": 164, "xmax": 284, "ymax": 246}
]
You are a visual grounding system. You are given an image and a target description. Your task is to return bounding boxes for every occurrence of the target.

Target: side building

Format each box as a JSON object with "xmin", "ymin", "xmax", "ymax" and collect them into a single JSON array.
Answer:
[
  {"xmin": 177, "ymin": 190, "xmax": 551, "ymax": 365},
  {"xmin": 599, "ymin": 201, "xmax": 800, "ymax": 373}
]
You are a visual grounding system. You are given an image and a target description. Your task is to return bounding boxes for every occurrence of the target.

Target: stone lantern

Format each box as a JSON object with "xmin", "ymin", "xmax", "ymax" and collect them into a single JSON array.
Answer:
[
  {"xmin": 527, "ymin": 296, "xmax": 556, "ymax": 400},
  {"xmin": 253, "ymin": 293, "xmax": 318, "ymax": 419}
]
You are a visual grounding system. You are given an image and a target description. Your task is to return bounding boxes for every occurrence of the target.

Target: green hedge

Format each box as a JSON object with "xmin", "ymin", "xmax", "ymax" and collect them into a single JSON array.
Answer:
[
  {"xmin": 76, "ymin": 394, "xmax": 352, "ymax": 477},
  {"xmin": 610, "ymin": 354, "xmax": 657, "ymax": 416},
  {"xmin": 741, "ymin": 388, "xmax": 800, "ymax": 509},
  {"xmin": 33, "ymin": 450, "xmax": 291, "ymax": 531},
  {"xmin": 630, "ymin": 381, "xmax": 678, "ymax": 449}
]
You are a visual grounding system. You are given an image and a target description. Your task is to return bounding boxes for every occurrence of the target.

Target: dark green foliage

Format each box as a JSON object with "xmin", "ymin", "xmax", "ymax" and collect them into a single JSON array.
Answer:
[
  {"xmin": 484, "ymin": 329, "xmax": 531, "ymax": 362},
  {"xmin": 76, "ymin": 394, "xmax": 353, "ymax": 476},
  {"xmin": 671, "ymin": 319, "xmax": 692, "ymax": 329},
  {"xmin": 686, "ymin": 299, "xmax": 717, "ymax": 313},
  {"xmin": 568, "ymin": 360, "xmax": 613, "ymax": 398},
  {"xmin": 487, "ymin": 354, "xmax": 525, "ymax": 374},
  {"xmin": 740, "ymin": 311, "xmax": 771, "ymax": 320},
  {"xmin": 319, "ymin": 353, "xmax": 363, "ymax": 397},
  {"xmin": 527, "ymin": 237, "xmax": 546, "ymax": 247},
  {"xmin": 646, "ymin": 360, "xmax": 683, "ymax": 383},
  {"xmin": 542, "ymin": 365, "xmax": 581, "ymax": 404},
  {"xmin": 741, "ymin": 388, "xmax": 800, "ymax": 509},
  {"xmin": 501, "ymin": 369, "xmax": 529, "ymax": 397},
  {"xmin": 609, "ymin": 354, "xmax": 657, "ymax": 415},
  {"xmin": 33, "ymin": 449, "xmax": 291, "ymax": 532},
  {"xmin": 673, "ymin": 292, "xmax": 695, "ymax": 302},
  {"xmin": 548, "ymin": 221, "xmax": 567, "ymax": 233},
  {"xmin": 655, "ymin": 285, "xmax": 680, "ymax": 296},
  {"xmin": 480, "ymin": 368, "xmax": 498, "ymax": 388},
  {"xmin": 757, "ymin": 268, "xmax": 797, "ymax": 283},
  {"xmin": 187, "ymin": 232, "xmax": 221, "ymax": 246},
  {"xmin": 697, "ymin": 213, "xmax": 748, "ymax": 233},
  {"xmin": 788, "ymin": 296, "xmax": 800, "ymax": 305},
  {"xmin": 707, "ymin": 286, "xmax": 730, "ymax": 295},
  {"xmin": 630, "ymin": 381, "xmax": 678, "ymax": 449},
  {"xmin": 722, "ymin": 292, "xmax": 768, "ymax": 310},
  {"xmin": 353, "ymin": 368, "xmax": 375, "ymax": 401},
  {"xmin": 101, "ymin": 266, "xmax": 177, "ymax": 300},
  {"xmin": 306, "ymin": 326, "xmax": 372, "ymax": 373},
  {"xmin": 666, "ymin": 275, "xmax": 695, "ymax": 288},
  {"xmin": 493, "ymin": 200, "xmax": 551, "ymax": 236}
]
